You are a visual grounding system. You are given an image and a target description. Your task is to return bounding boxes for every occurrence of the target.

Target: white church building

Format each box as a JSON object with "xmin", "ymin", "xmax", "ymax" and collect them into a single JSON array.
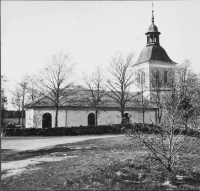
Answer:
[{"xmin": 25, "ymin": 10, "xmax": 176, "ymax": 128}]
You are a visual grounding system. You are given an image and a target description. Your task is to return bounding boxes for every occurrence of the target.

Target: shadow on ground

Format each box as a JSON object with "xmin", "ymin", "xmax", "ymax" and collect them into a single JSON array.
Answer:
[{"xmin": 1, "ymin": 144, "xmax": 98, "ymax": 162}]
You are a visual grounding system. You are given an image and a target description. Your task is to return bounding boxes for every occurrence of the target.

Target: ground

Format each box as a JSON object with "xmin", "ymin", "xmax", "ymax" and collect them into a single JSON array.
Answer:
[
  {"xmin": 1, "ymin": 135, "xmax": 200, "ymax": 191},
  {"xmin": 1, "ymin": 135, "xmax": 122, "ymax": 151},
  {"xmin": 1, "ymin": 135, "xmax": 123, "ymax": 180}
]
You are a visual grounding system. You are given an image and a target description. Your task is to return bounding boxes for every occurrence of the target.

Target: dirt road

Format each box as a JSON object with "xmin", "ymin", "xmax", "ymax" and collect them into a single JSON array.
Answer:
[{"xmin": 1, "ymin": 135, "xmax": 123, "ymax": 151}]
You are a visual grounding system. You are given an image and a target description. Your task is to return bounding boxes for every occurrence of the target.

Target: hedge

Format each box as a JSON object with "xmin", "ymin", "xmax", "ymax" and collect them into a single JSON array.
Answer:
[
  {"xmin": 2, "ymin": 125, "xmax": 122, "ymax": 137},
  {"xmin": 2, "ymin": 123, "xmax": 200, "ymax": 137}
]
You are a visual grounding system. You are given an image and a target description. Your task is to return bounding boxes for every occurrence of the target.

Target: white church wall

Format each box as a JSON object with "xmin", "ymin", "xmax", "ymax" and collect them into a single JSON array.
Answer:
[
  {"xmin": 65, "ymin": 109, "xmax": 157, "ymax": 126},
  {"xmin": 67, "ymin": 110, "xmax": 122, "ymax": 126},
  {"xmin": 26, "ymin": 108, "xmax": 34, "ymax": 128},
  {"xmin": 26, "ymin": 107, "xmax": 157, "ymax": 128},
  {"xmin": 98, "ymin": 111, "xmax": 121, "ymax": 125},
  {"xmin": 125, "ymin": 110, "xmax": 156, "ymax": 124},
  {"xmin": 26, "ymin": 108, "xmax": 66, "ymax": 128},
  {"xmin": 57, "ymin": 110, "xmax": 66, "ymax": 127},
  {"xmin": 67, "ymin": 110, "xmax": 88, "ymax": 126},
  {"xmin": 35, "ymin": 109, "xmax": 55, "ymax": 128},
  {"xmin": 32, "ymin": 110, "xmax": 43, "ymax": 128},
  {"xmin": 144, "ymin": 110, "xmax": 157, "ymax": 123},
  {"xmin": 98, "ymin": 109, "xmax": 156, "ymax": 125}
]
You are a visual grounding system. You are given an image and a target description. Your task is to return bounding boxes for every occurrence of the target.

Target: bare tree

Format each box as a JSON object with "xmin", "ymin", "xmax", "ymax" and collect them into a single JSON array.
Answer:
[
  {"xmin": 150, "ymin": 70, "xmax": 165, "ymax": 124},
  {"xmin": 106, "ymin": 52, "xmax": 137, "ymax": 124},
  {"xmin": 26, "ymin": 74, "xmax": 42, "ymax": 102},
  {"xmin": 12, "ymin": 87, "xmax": 21, "ymax": 125},
  {"xmin": 174, "ymin": 60, "xmax": 199, "ymax": 129},
  {"xmin": 83, "ymin": 66, "xmax": 107, "ymax": 126},
  {"xmin": 134, "ymin": 70, "xmax": 150, "ymax": 124},
  {"xmin": 33, "ymin": 112, "xmax": 43, "ymax": 128},
  {"xmin": 128, "ymin": 61, "xmax": 200, "ymax": 183},
  {"xmin": 12, "ymin": 77, "xmax": 29, "ymax": 126},
  {"xmin": 26, "ymin": 111, "xmax": 42, "ymax": 128},
  {"xmin": 39, "ymin": 52, "xmax": 77, "ymax": 128},
  {"xmin": 191, "ymin": 72, "xmax": 200, "ymax": 128},
  {"xmin": 1, "ymin": 75, "xmax": 8, "ymax": 125}
]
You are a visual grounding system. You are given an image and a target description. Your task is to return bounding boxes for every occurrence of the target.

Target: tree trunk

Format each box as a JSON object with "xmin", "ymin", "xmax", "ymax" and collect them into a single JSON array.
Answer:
[
  {"xmin": 18, "ymin": 111, "xmax": 21, "ymax": 125},
  {"xmin": 185, "ymin": 116, "xmax": 188, "ymax": 130},
  {"xmin": 142, "ymin": 109, "xmax": 145, "ymax": 124},
  {"xmin": 167, "ymin": 157, "xmax": 174, "ymax": 174},
  {"xmin": 158, "ymin": 115, "xmax": 162, "ymax": 124},
  {"xmin": 142, "ymin": 90, "xmax": 145, "ymax": 124},
  {"xmin": 55, "ymin": 107, "xmax": 58, "ymax": 128},
  {"xmin": 121, "ymin": 108, "xmax": 124, "ymax": 124},
  {"xmin": 95, "ymin": 109, "xmax": 98, "ymax": 126},
  {"xmin": 21, "ymin": 110, "xmax": 24, "ymax": 127},
  {"xmin": 1, "ymin": 109, "xmax": 4, "ymax": 125}
]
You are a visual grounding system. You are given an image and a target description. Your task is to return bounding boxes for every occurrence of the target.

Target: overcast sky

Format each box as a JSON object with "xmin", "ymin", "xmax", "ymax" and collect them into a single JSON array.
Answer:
[{"xmin": 2, "ymin": 1, "xmax": 200, "ymax": 110}]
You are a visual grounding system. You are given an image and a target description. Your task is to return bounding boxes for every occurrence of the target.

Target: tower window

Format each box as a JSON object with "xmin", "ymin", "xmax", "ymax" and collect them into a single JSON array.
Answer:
[
  {"xmin": 156, "ymin": 70, "xmax": 160, "ymax": 87},
  {"xmin": 164, "ymin": 71, "xmax": 167, "ymax": 83},
  {"xmin": 137, "ymin": 73, "xmax": 140, "ymax": 83},
  {"xmin": 150, "ymin": 35, "xmax": 153, "ymax": 42},
  {"xmin": 141, "ymin": 72, "xmax": 145, "ymax": 85}
]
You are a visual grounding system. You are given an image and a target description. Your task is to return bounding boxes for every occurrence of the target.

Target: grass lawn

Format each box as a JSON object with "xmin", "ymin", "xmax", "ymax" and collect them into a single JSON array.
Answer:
[{"xmin": 1, "ymin": 135, "xmax": 200, "ymax": 191}]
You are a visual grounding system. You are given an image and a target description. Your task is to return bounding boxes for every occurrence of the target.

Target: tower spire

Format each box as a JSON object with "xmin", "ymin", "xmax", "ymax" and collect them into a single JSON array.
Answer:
[
  {"xmin": 152, "ymin": 2, "xmax": 154, "ymax": 23},
  {"xmin": 145, "ymin": 1, "xmax": 160, "ymax": 46}
]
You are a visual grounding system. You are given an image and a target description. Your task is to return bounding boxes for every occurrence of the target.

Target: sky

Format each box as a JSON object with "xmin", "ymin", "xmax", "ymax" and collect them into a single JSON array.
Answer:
[{"xmin": 1, "ymin": 1, "xmax": 200, "ymax": 110}]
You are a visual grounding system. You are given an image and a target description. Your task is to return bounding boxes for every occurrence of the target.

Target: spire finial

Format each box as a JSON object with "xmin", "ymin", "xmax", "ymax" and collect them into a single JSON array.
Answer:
[{"xmin": 152, "ymin": 2, "xmax": 154, "ymax": 23}]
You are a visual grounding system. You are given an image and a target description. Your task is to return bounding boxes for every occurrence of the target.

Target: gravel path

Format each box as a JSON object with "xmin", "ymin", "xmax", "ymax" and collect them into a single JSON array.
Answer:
[{"xmin": 1, "ymin": 135, "xmax": 123, "ymax": 151}]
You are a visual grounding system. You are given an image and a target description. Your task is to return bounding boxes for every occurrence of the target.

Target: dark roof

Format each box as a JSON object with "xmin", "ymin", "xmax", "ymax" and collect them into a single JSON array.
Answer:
[
  {"xmin": 134, "ymin": 45, "xmax": 176, "ymax": 66},
  {"xmin": 26, "ymin": 89, "xmax": 156, "ymax": 109},
  {"xmin": 147, "ymin": 23, "xmax": 159, "ymax": 33}
]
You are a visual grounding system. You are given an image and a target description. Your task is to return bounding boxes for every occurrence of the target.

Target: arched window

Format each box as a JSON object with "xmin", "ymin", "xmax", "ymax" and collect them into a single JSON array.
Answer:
[
  {"xmin": 141, "ymin": 72, "xmax": 145, "ymax": 85},
  {"xmin": 164, "ymin": 71, "xmax": 168, "ymax": 83},
  {"xmin": 42, "ymin": 113, "xmax": 52, "ymax": 128},
  {"xmin": 152, "ymin": 35, "xmax": 155, "ymax": 42},
  {"xmin": 147, "ymin": 36, "xmax": 149, "ymax": 43},
  {"xmin": 156, "ymin": 70, "xmax": 160, "ymax": 87},
  {"xmin": 137, "ymin": 73, "xmax": 140, "ymax": 83},
  {"xmin": 150, "ymin": 35, "xmax": 153, "ymax": 42},
  {"xmin": 156, "ymin": 70, "xmax": 159, "ymax": 80},
  {"xmin": 88, "ymin": 113, "xmax": 95, "ymax": 126},
  {"xmin": 123, "ymin": 113, "xmax": 130, "ymax": 124}
]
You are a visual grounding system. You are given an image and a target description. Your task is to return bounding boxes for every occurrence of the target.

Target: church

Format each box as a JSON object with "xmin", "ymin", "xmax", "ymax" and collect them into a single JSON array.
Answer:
[{"xmin": 25, "ymin": 9, "xmax": 176, "ymax": 128}]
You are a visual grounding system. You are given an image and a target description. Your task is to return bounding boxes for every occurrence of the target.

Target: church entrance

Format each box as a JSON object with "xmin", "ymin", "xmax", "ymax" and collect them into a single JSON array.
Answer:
[
  {"xmin": 123, "ymin": 113, "xmax": 130, "ymax": 124},
  {"xmin": 88, "ymin": 113, "xmax": 95, "ymax": 126},
  {"xmin": 42, "ymin": 113, "xmax": 52, "ymax": 128}
]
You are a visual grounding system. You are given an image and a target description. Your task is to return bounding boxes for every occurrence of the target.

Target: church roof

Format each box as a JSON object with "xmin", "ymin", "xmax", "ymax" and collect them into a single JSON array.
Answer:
[
  {"xmin": 134, "ymin": 45, "xmax": 176, "ymax": 66},
  {"xmin": 26, "ymin": 89, "xmax": 156, "ymax": 109}
]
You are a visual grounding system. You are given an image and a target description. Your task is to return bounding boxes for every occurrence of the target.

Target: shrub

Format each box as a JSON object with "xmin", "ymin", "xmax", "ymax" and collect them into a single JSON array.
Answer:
[
  {"xmin": 3, "ymin": 125, "xmax": 122, "ymax": 137},
  {"xmin": 3, "ymin": 123, "xmax": 200, "ymax": 137}
]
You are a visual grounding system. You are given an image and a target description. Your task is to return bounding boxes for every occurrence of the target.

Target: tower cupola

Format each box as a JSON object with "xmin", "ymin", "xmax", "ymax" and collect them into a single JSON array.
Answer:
[
  {"xmin": 145, "ymin": 4, "xmax": 161, "ymax": 46},
  {"xmin": 134, "ymin": 3, "xmax": 176, "ymax": 66}
]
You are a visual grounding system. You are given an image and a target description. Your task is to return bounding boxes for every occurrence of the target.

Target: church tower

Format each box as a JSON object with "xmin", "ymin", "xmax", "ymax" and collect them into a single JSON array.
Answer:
[{"xmin": 133, "ymin": 4, "xmax": 177, "ymax": 96}]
